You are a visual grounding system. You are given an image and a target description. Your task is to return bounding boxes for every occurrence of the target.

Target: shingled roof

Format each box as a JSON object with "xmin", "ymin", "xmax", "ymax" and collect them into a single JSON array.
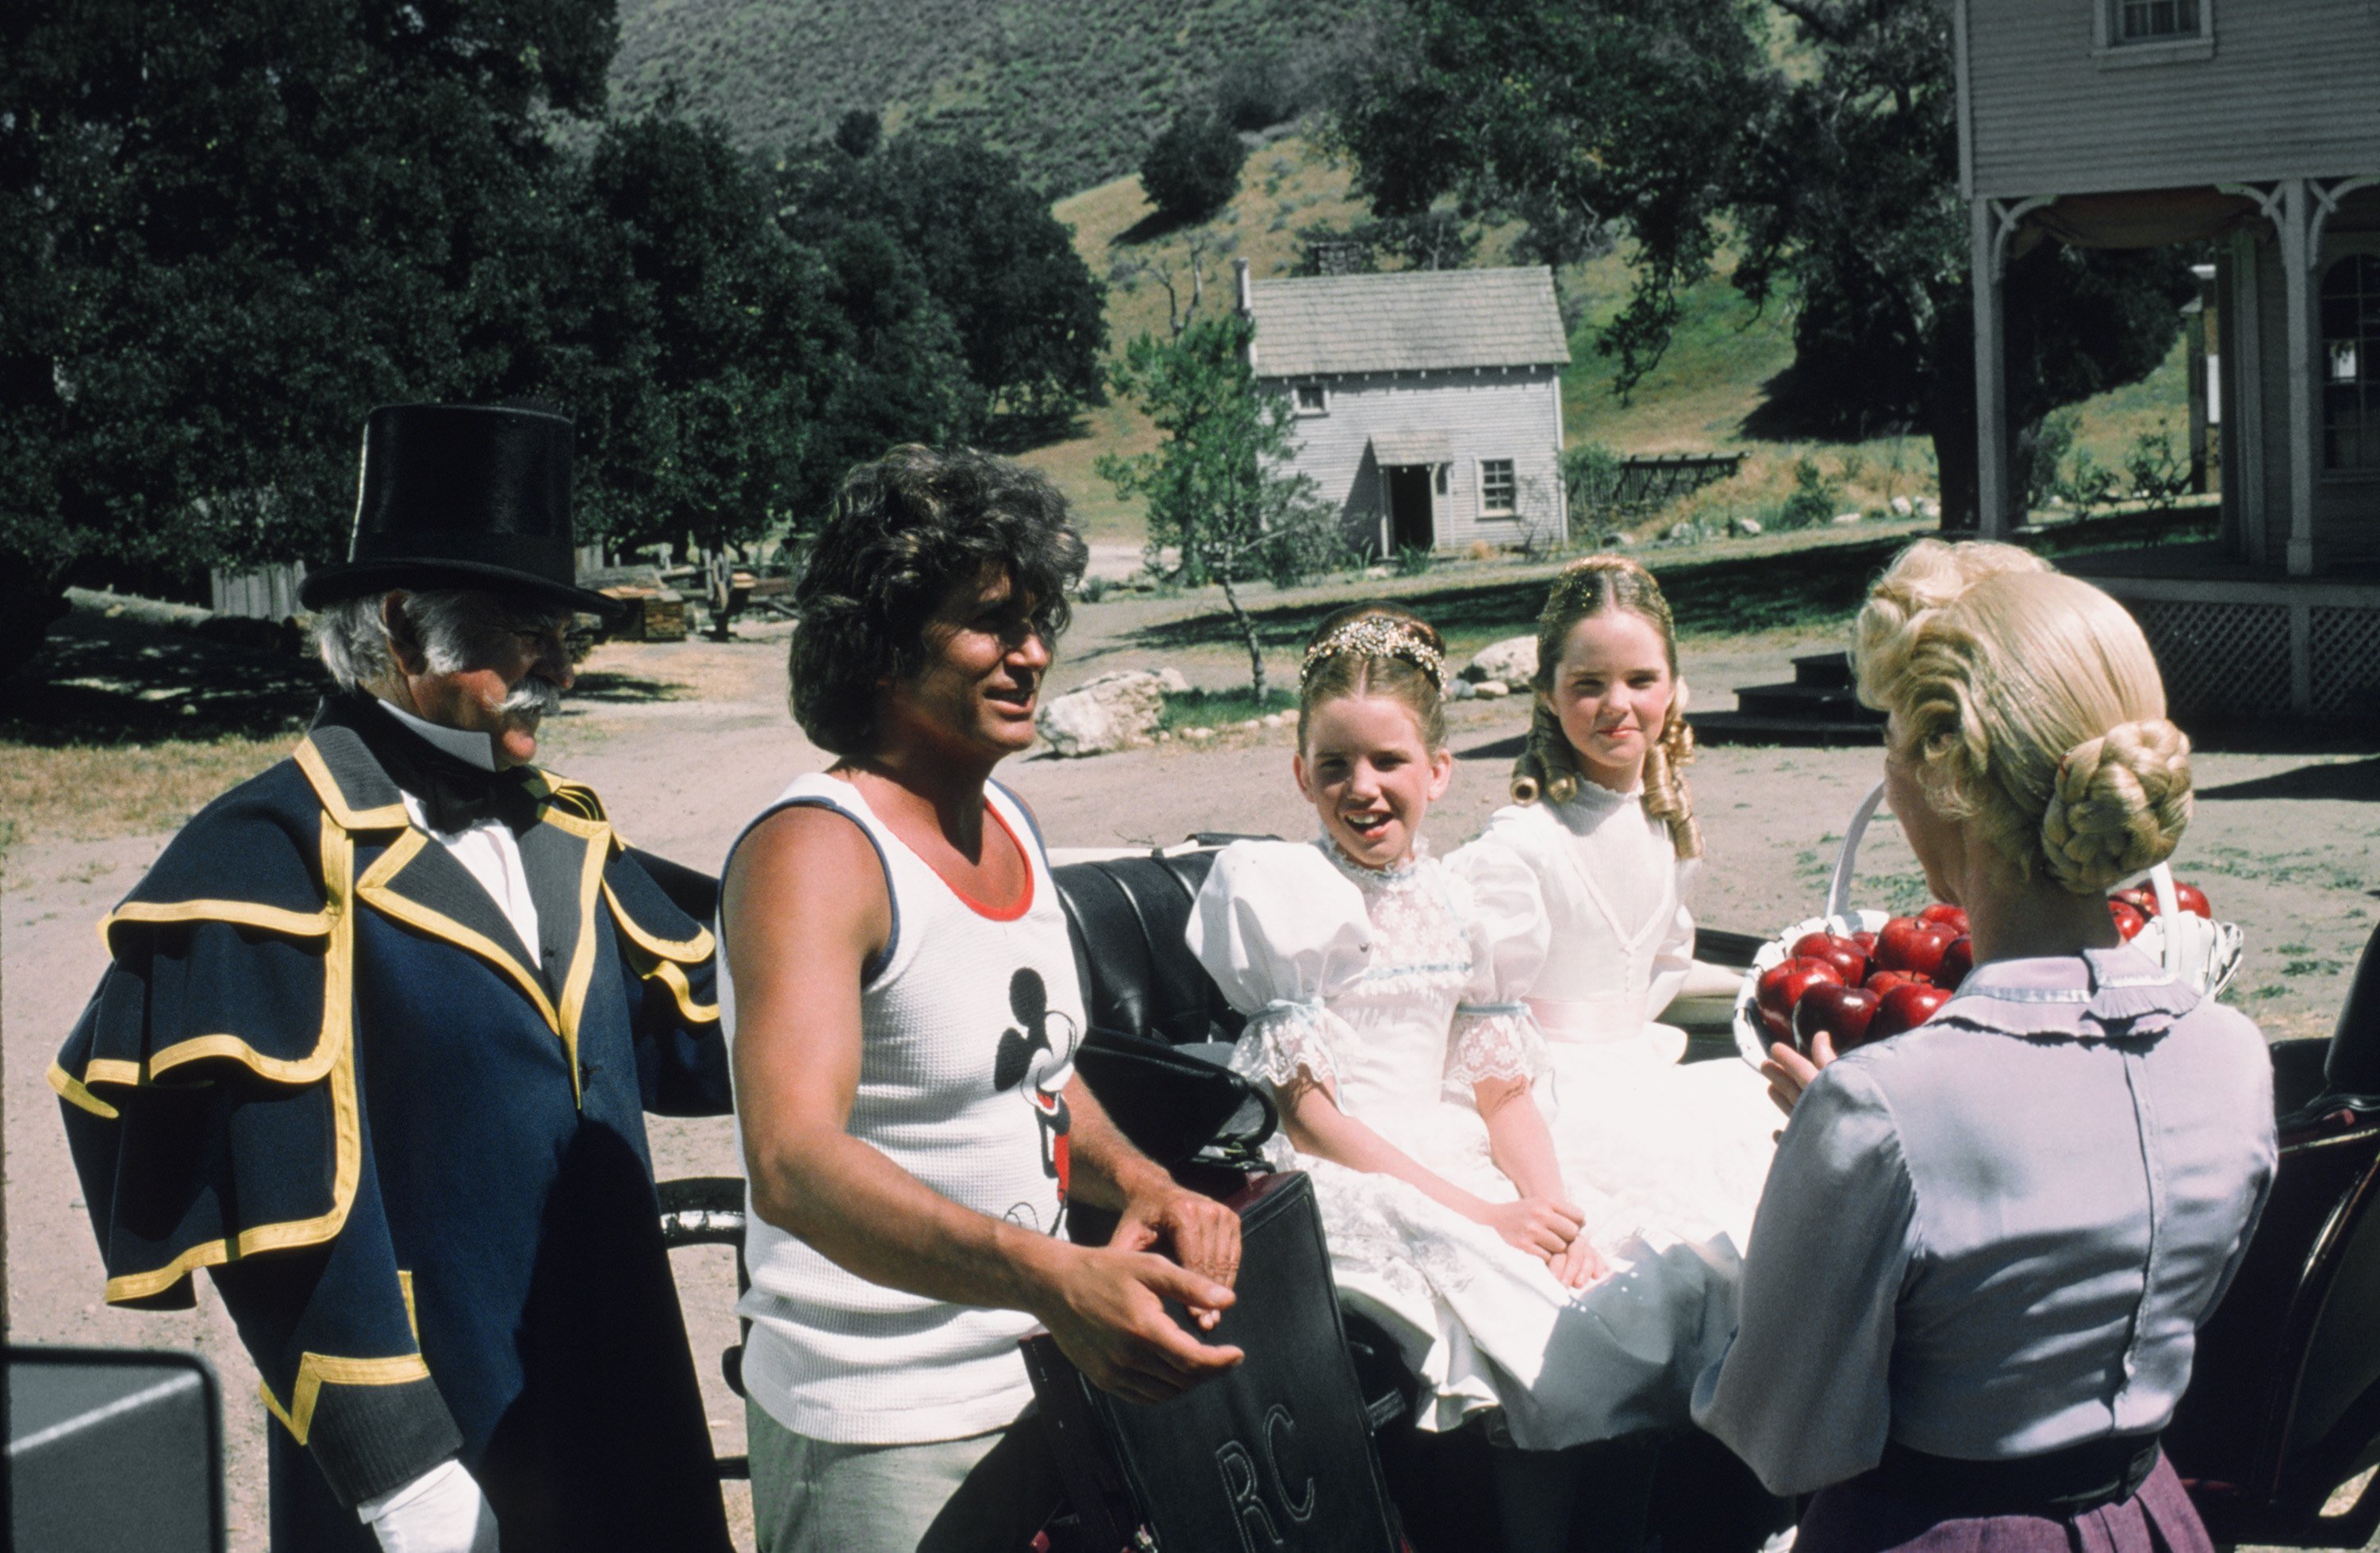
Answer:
[{"xmin": 1246, "ymin": 266, "xmax": 1570, "ymax": 379}]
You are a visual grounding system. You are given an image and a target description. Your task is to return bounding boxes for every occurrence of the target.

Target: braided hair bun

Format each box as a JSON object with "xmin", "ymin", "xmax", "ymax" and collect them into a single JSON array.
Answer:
[{"xmin": 2040, "ymin": 719, "xmax": 2194, "ymax": 891}]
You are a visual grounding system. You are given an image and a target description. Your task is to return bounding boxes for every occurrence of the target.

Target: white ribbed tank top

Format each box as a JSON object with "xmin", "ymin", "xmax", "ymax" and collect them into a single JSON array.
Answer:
[{"xmin": 723, "ymin": 771, "xmax": 1082, "ymax": 1443}]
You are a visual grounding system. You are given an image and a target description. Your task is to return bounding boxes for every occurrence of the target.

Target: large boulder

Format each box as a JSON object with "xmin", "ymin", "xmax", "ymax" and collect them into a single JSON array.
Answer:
[
  {"xmin": 1464, "ymin": 635, "xmax": 1539, "ymax": 690},
  {"xmin": 1035, "ymin": 669, "xmax": 1169, "ymax": 756}
]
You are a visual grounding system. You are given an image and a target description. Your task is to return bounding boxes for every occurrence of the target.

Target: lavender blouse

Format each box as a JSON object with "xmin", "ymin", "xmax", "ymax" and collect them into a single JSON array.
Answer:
[{"xmin": 1691, "ymin": 945, "xmax": 2277, "ymax": 1496}]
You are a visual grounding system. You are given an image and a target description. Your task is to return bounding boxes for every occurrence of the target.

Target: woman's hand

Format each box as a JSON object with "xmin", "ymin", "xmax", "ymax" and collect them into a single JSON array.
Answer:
[
  {"xmin": 1761, "ymin": 1033, "xmax": 1837, "ymax": 1118},
  {"xmin": 1477, "ymin": 1195, "xmax": 1586, "ymax": 1259}
]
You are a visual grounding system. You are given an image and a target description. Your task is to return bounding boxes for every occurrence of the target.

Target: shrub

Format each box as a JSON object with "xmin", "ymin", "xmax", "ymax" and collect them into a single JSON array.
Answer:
[
  {"xmin": 1773, "ymin": 455, "xmax": 1841, "ymax": 530},
  {"xmin": 1393, "ymin": 543, "xmax": 1435, "ymax": 577},
  {"xmin": 2125, "ymin": 427, "xmax": 2191, "ymax": 513},
  {"xmin": 2025, "ymin": 411, "xmax": 2078, "ymax": 510},
  {"xmin": 1140, "ymin": 108, "xmax": 1247, "ymax": 221}
]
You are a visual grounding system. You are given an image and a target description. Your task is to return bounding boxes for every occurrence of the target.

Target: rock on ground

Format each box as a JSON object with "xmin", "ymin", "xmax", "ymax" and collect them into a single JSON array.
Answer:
[
  {"xmin": 1464, "ymin": 635, "xmax": 1538, "ymax": 689},
  {"xmin": 1035, "ymin": 669, "xmax": 1169, "ymax": 756}
]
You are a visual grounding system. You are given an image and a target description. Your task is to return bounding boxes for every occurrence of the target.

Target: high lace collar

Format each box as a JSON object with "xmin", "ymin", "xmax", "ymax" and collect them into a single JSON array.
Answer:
[
  {"xmin": 1560, "ymin": 776, "xmax": 1643, "ymax": 811},
  {"xmin": 1318, "ymin": 832, "xmax": 1430, "ymax": 887}
]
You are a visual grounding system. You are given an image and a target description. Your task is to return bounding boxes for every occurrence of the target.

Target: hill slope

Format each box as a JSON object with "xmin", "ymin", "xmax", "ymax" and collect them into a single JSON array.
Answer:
[{"xmin": 608, "ymin": 0, "xmax": 1377, "ymax": 194}]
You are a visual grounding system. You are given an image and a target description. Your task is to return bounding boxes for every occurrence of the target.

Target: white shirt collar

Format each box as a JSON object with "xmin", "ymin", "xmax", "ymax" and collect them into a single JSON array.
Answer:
[{"xmin": 375, "ymin": 697, "xmax": 500, "ymax": 772}]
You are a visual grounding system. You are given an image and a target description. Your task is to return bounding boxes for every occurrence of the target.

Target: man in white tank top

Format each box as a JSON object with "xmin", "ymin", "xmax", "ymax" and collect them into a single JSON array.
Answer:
[{"xmin": 724, "ymin": 448, "xmax": 1245, "ymax": 1553}]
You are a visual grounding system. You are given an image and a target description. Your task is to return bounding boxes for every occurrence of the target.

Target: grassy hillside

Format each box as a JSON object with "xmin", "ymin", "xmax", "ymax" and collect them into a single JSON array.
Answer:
[
  {"xmin": 608, "ymin": 0, "xmax": 1376, "ymax": 194},
  {"xmin": 1015, "ymin": 133, "xmax": 2201, "ymax": 546}
]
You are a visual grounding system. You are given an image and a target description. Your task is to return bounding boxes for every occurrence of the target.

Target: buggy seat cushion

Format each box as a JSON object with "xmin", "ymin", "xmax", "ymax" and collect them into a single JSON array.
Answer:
[{"xmin": 1054, "ymin": 851, "xmax": 1246, "ymax": 1049}]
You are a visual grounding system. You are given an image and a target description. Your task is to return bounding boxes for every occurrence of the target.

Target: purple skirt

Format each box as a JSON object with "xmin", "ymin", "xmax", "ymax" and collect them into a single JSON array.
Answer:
[{"xmin": 1797, "ymin": 1456, "xmax": 2214, "ymax": 1553}]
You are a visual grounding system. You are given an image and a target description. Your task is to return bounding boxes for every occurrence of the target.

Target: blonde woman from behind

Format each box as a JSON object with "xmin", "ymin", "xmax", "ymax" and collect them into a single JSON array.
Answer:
[{"xmin": 1695, "ymin": 540, "xmax": 2275, "ymax": 1553}]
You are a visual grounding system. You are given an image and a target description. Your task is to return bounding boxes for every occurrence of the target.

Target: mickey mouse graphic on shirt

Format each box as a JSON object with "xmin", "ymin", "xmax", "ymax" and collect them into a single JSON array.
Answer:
[{"xmin": 994, "ymin": 967, "xmax": 1077, "ymax": 1231}]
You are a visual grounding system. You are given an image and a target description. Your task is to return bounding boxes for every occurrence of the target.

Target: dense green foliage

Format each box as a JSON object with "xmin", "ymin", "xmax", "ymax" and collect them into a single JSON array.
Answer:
[
  {"xmin": 0, "ymin": 0, "xmax": 621, "ymax": 671},
  {"xmin": 1, "ymin": 1, "xmax": 1119, "ymax": 675},
  {"xmin": 1334, "ymin": 0, "xmax": 2196, "ymax": 525},
  {"xmin": 783, "ymin": 129, "xmax": 1109, "ymax": 418},
  {"xmin": 608, "ymin": 0, "xmax": 1375, "ymax": 195},
  {"xmin": 1100, "ymin": 314, "xmax": 1338, "ymax": 699},
  {"xmin": 1138, "ymin": 109, "xmax": 1248, "ymax": 222}
]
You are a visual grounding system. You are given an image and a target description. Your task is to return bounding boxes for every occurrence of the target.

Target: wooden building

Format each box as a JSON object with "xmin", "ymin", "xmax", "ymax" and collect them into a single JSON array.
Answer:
[
  {"xmin": 1956, "ymin": 0, "xmax": 2380, "ymax": 720},
  {"xmin": 1238, "ymin": 261, "xmax": 1571, "ymax": 557}
]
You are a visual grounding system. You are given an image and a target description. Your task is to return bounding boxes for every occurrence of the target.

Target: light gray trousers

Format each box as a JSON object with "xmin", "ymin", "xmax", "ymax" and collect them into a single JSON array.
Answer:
[{"xmin": 746, "ymin": 1398, "xmax": 1063, "ymax": 1553}]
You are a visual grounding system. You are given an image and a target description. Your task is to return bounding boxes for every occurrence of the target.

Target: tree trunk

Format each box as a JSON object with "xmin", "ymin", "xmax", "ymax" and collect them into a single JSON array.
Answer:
[
  {"xmin": 1924, "ymin": 364, "xmax": 1982, "ymax": 533},
  {"xmin": 0, "ymin": 558, "xmax": 71, "ymax": 682},
  {"xmin": 1218, "ymin": 571, "xmax": 1266, "ymax": 704}
]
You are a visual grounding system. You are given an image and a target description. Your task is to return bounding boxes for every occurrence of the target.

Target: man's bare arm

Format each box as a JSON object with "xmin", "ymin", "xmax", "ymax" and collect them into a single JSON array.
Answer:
[{"xmin": 724, "ymin": 804, "xmax": 1240, "ymax": 1401}]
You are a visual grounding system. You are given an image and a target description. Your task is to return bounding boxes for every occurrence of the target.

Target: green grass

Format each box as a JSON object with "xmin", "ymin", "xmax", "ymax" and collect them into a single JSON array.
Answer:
[{"xmin": 1157, "ymin": 685, "xmax": 1299, "ymax": 732}]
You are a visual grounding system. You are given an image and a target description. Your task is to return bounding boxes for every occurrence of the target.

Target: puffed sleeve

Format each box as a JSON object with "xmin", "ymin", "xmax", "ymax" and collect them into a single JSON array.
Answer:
[
  {"xmin": 1184, "ymin": 841, "xmax": 1372, "ymax": 1095},
  {"xmin": 1690, "ymin": 1056, "xmax": 1914, "ymax": 1495},
  {"xmin": 1444, "ymin": 840, "xmax": 1551, "ymax": 1088},
  {"xmin": 1648, "ymin": 855, "xmax": 1699, "ymax": 1021}
]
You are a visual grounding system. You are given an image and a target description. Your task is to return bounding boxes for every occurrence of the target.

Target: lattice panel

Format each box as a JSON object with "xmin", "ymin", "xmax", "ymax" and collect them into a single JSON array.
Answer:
[
  {"xmin": 2309, "ymin": 605, "xmax": 2380, "ymax": 719},
  {"xmin": 2127, "ymin": 600, "xmax": 2291, "ymax": 720}
]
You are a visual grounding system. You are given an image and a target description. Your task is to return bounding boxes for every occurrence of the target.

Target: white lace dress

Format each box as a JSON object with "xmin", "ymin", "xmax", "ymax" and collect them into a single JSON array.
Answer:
[
  {"xmin": 1454, "ymin": 785, "xmax": 1780, "ymax": 1259},
  {"xmin": 1187, "ymin": 837, "xmax": 1738, "ymax": 1449}
]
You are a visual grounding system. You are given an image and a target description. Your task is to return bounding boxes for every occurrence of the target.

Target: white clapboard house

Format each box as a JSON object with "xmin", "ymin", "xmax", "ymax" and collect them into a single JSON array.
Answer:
[
  {"xmin": 1237, "ymin": 261, "xmax": 1571, "ymax": 558},
  {"xmin": 1956, "ymin": 0, "xmax": 2380, "ymax": 721}
]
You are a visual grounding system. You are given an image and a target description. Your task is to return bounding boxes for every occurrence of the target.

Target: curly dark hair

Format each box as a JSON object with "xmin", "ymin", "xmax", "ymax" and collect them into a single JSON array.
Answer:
[{"xmin": 790, "ymin": 445, "xmax": 1088, "ymax": 755}]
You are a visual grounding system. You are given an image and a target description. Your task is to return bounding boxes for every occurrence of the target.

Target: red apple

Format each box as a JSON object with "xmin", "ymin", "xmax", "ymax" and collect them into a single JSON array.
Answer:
[
  {"xmin": 1795, "ymin": 985, "xmax": 1882, "ymax": 1056},
  {"xmin": 1919, "ymin": 904, "xmax": 1970, "ymax": 936},
  {"xmin": 1852, "ymin": 930, "xmax": 1879, "ymax": 957},
  {"xmin": 1757, "ymin": 958, "xmax": 1846, "ymax": 1035},
  {"xmin": 2174, "ymin": 880, "xmax": 2212, "ymax": 918},
  {"xmin": 1875, "ymin": 917, "xmax": 1957, "ymax": 978},
  {"xmin": 1791, "ymin": 932, "xmax": 1868, "ymax": 987},
  {"xmin": 1939, "ymin": 935, "xmax": 1974, "ymax": 990},
  {"xmin": 2109, "ymin": 900, "xmax": 2148, "ymax": 940},
  {"xmin": 1872, "ymin": 982, "xmax": 1953, "ymax": 1040},
  {"xmin": 1864, "ymin": 969, "xmax": 1926, "ymax": 998},
  {"xmin": 2111, "ymin": 885, "xmax": 2158, "ymax": 918}
]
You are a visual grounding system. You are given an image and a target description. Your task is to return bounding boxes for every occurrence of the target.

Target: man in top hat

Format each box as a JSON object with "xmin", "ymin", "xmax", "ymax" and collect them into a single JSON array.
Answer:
[{"xmin": 52, "ymin": 403, "xmax": 736, "ymax": 1552}]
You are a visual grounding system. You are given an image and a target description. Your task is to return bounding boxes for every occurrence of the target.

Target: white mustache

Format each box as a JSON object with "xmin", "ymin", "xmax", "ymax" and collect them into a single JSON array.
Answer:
[{"xmin": 501, "ymin": 678, "xmax": 563, "ymax": 721}]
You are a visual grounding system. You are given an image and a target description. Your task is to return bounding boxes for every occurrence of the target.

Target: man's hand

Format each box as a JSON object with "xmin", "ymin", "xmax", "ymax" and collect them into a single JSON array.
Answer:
[
  {"xmin": 1033, "ymin": 1244, "xmax": 1244, "ymax": 1405},
  {"xmin": 1108, "ymin": 1183, "xmax": 1242, "ymax": 1329},
  {"xmin": 1762, "ymin": 1033, "xmax": 1837, "ymax": 1119},
  {"xmin": 1478, "ymin": 1196, "xmax": 1586, "ymax": 1260}
]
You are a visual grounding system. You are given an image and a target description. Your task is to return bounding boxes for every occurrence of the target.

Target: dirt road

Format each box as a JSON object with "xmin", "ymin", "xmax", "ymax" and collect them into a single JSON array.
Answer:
[{"xmin": 8, "ymin": 604, "xmax": 2375, "ymax": 1551}]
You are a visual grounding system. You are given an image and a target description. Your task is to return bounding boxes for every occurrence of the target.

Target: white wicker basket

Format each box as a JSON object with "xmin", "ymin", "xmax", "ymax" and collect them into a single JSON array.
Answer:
[{"xmin": 1730, "ymin": 781, "xmax": 2246, "ymax": 1069}]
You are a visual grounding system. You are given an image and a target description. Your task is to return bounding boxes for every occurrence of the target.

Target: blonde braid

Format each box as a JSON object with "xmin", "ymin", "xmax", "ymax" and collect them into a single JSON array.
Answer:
[{"xmin": 2040, "ymin": 718, "xmax": 2194, "ymax": 892}]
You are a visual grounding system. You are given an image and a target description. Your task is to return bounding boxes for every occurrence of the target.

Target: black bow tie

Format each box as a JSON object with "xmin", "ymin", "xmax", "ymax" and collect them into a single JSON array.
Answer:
[{"xmin": 323, "ymin": 694, "xmax": 542, "ymax": 835}]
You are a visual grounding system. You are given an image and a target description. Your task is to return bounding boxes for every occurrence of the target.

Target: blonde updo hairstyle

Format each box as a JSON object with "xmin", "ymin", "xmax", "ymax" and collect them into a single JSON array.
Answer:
[
  {"xmin": 1853, "ymin": 539, "xmax": 2193, "ymax": 894},
  {"xmin": 1511, "ymin": 556, "xmax": 1701, "ymax": 860},
  {"xmin": 1297, "ymin": 602, "xmax": 1449, "ymax": 754}
]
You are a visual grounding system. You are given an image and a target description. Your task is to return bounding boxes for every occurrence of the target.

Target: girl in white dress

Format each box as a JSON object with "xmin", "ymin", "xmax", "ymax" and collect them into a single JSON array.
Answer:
[
  {"xmin": 1453, "ymin": 557, "xmax": 1779, "ymax": 1263},
  {"xmin": 1188, "ymin": 605, "xmax": 1741, "ymax": 1552}
]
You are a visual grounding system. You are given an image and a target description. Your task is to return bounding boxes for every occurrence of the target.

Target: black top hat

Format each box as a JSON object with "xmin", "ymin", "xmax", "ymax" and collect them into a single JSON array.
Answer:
[{"xmin": 300, "ymin": 403, "xmax": 625, "ymax": 621}]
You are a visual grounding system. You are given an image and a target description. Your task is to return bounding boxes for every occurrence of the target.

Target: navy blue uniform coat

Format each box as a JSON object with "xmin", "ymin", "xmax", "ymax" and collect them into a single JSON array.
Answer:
[{"xmin": 52, "ymin": 698, "xmax": 735, "ymax": 1551}]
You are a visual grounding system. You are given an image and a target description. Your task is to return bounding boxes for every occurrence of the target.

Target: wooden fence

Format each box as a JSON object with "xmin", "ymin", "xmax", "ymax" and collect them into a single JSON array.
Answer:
[{"xmin": 1570, "ymin": 452, "xmax": 1743, "ymax": 524}]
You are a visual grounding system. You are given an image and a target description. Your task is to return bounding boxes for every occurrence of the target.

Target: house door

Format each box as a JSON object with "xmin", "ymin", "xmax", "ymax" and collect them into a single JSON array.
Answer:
[{"xmin": 1386, "ymin": 465, "xmax": 1434, "ymax": 553}]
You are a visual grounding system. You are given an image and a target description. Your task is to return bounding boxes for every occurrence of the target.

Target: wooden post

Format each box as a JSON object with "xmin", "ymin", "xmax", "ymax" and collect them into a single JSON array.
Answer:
[
  {"xmin": 1971, "ymin": 199, "xmax": 2012, "ymax": 538},
  {"xmin": 2186, "ymin": 274, "xmax": 2209, "ymax": 494},
  {"xmin": 2281, "ymin": 177, "xmax": 2317, "ymax": 577}
]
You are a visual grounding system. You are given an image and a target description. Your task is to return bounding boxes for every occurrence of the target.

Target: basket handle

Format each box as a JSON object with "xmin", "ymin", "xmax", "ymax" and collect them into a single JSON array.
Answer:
[
  {"xmin": 2148, "ymin": 861, "xmax": 2179, "ymax": 917},
  {"xmin": 1825, "ymin": 780, "xmax": 1890, "ymax": 927}
]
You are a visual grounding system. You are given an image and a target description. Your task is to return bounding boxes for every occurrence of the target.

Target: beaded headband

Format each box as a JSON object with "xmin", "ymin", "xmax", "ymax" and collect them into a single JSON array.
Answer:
[{"xmin": 1299, "ymin": 615, "xmax": 1446, "ymax": 690}]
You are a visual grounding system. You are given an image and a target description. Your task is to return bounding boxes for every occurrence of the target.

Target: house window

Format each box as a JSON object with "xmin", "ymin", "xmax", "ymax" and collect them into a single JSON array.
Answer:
[
  {"xmin": 1434, "ymin": 464, "xmax": 1449, "ymax": 497},
  {"xmin": 1293, "ymin": 383, "xmax": 1327, "ymax": 416},
  {"xmin": 2116, "ymin": 0, "xmax": 2200, "ymax": 41},
  {"xmin": 2323, "ymin": 255, "xmax": 2380, "ymax": 472},
  {"xmin": 1480, "ymin": 459, "xmax": 1517, "ymax": 517}
]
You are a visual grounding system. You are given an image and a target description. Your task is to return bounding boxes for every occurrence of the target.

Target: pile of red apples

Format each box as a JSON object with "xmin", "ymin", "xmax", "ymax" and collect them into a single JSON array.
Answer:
[{"xmin": 1753, "ymin": 881, "xmax": 2216, "ymax": 1057}]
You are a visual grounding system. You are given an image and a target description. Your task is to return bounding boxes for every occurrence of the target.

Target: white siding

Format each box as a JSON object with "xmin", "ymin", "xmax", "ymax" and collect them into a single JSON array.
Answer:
[
  {"xmin": 1964, "ymin": 0, "xmax": 2380, "ymax": 198},
  {"xmin": 1265, "ymin": 369, "xmax": 1566, "ymax": 555}
]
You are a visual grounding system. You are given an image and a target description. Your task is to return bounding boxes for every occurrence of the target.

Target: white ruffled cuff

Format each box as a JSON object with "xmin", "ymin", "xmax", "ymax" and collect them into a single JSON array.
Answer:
[
  {"xmin": 1230, "ymin": 999, "xmax": 1344, "ymax": 1094},
  {"xmin": 1446, "ymin": 1002, "xmax": 1549, "ymax": 1088}
]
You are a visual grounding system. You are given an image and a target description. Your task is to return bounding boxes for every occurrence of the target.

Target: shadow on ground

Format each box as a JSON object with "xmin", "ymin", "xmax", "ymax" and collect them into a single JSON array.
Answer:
[
  {"xmin": 570, "ymin": 671, "xmax": 693, "ymax": 705},
  {"xmin": 0, "ymin": 605, "xmax": 328, "ymax": 744},
  {"xmin": 1129, "ymin": 536, "xmax": 1923, "ymax": 654},
  {"xmin": 2200, "ymin": 758, "xmax": 2380, "ymax": 802}
]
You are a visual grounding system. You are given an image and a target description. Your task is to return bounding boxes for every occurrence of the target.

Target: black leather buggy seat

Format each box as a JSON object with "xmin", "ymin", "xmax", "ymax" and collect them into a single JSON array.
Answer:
[
  {"xmin": 2165, "ymin": 916, "xmax": 2380, "ymax": 1547},
  {"xmin": 1052, "ymin": 844, "xmax": 1246, "ymax": 1051}
]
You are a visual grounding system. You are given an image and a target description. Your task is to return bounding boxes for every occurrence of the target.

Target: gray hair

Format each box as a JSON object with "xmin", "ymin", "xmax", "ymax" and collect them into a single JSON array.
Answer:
[{"xmin": 312, "ymin": 589, "xmax": 528, "ymax": 692}]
